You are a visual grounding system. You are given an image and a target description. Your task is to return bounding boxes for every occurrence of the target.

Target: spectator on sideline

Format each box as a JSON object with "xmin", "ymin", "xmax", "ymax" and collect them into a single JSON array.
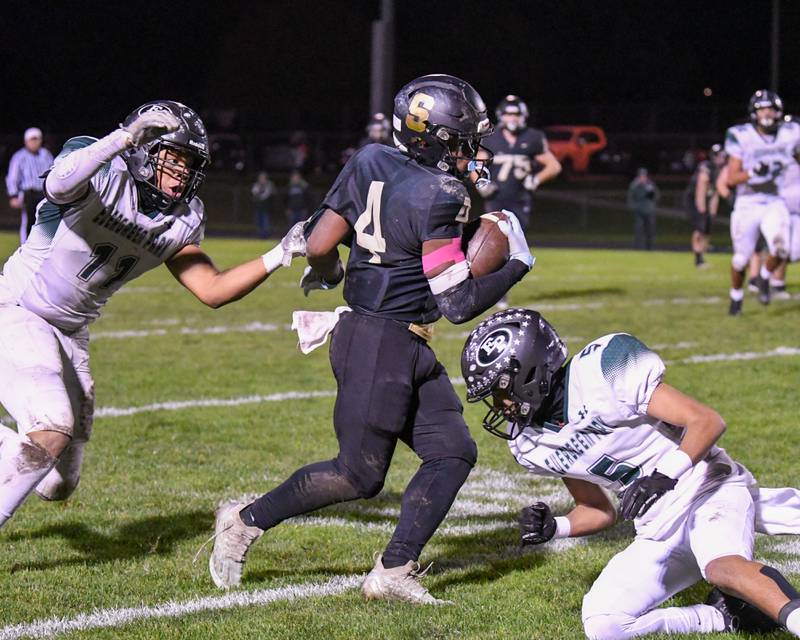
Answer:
[
  {"xmin": 5, "ymin": 127, "xmax": 54, "ymax": 244},
  {"xmin": 251, "ymin": 171, "xmax": 275, "ymax": 239},
  {"xmin": 285, "ymin": 170, "xmax": 310, "ymax": 227},
  {"xmin": 628, "ymin": 167, "xmax": 660, "ymax": 250}
]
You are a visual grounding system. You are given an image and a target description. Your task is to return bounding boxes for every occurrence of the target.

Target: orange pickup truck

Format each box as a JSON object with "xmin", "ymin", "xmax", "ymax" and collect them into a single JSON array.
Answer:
[{"xmin": 543, "ymin": 126, "xmax": 607, "ymax": 173}]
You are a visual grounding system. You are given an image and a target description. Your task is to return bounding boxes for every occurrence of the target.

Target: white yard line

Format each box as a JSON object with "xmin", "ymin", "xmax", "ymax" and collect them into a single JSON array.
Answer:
[
  {"xmin": 0, "ymin": 574, "xmax": 362, "ymax": 640},
  {"xmin": 87, "ymin": 344, "xmax": 797, "ymax": 419},
  {"xmin": 91, "ymin": 322, "xmax": 289, "ymax": 340},
  {"xmin": 95, "ymin": 390, "xmax": 336, "ymax": 418}
]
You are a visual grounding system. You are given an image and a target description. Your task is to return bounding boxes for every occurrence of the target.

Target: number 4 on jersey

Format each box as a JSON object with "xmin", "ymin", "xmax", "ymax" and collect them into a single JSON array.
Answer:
[{"xmin": 354, "ymin": 181, "xmax": 387, "ymax": 264}]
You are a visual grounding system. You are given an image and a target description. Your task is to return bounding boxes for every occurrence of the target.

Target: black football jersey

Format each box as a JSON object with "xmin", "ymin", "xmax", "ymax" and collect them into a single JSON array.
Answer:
[
  {"xmin": 483, "ymin": 127, "xmax": 547, "ymax": 204},
  {"xmin": 322, "ymin": 144, "xmax": 471, "ymax": 324}
]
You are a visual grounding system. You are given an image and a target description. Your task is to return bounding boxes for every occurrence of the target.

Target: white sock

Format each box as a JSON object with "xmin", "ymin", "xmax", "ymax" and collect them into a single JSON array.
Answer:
[
  {"xmin": 761, "ymin": 265, "xmax": 772, "ymax": 280},
  {"xmin": 0, "ymin": 426, "xmax": 56, "ymax": 527},
  {"xmin": 785, "ymin": 608, "xmax": 800, "ymax": 635},
  {"xmin": 730, "ymin": 288, "xmax": 744, "ymax": 301},
  {"xmin": 770, "ymin": 278, "xmax": 785, "ymax": 287}
]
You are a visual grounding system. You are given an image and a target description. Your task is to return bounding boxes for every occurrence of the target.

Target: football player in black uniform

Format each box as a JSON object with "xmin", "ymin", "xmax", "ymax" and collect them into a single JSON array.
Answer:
[
  {"xmin": 478, "ymin": 95, "xmax": 561, "ymax": 231},
  {"xmin": 685, "ymin": 144, "xmax": 727, "ymax": 268},
  {"xmin": 358, "ymin": 112, "xmax": 392, "ymax": 148},
  {"xmin": 208, "ymin": 75, "xmax": 534, "ymax": 603}
]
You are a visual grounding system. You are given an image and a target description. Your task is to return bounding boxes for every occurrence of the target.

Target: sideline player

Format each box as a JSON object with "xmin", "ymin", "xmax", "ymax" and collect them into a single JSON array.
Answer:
[
  {"xmin": 724, "ymin": 90, "xmax": 799, "ymax": 314},
  {"xmin": 0, "ymin": 101, "xmax": 306, "ymax": 529},
  {"xmin": 461, "ymin": 308, "xmax": 800, "ymax": 638},
  {"xmin": 478, "ymin": 95, "xmax": 561, "ymax": 232},
  {"xmin": 207, "ymin": 75, "xmax": 535, "ymax": 603},
  {"xmin": 685, "ymin": 144, "xmax": 725, "ymax": 268}
]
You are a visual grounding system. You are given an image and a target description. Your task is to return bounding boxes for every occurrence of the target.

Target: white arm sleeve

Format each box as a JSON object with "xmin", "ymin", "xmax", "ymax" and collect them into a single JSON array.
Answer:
[{"xmin": 45, "ymin": 129, "xmax": 132, "ymax": 204}]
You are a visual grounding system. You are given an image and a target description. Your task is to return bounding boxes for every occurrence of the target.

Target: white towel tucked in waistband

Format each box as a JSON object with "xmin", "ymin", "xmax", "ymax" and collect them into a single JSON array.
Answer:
[{"xmin": 291, "ymin": 306, "xmax": 351, "ymax": 354}]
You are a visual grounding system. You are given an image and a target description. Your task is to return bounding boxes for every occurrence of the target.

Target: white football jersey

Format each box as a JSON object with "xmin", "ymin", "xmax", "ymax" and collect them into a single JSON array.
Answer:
[
  {"xmin": 508, "ymin": 333, "xmax": 739, "ymax": 540},
  {"xmin": 780, "ymin": 156, "xmax": 800, "ymax": 214},
  {"xmin": 0, "ymin": 136, "xmax": 205, "ymax": 332},
  {"xmin": 724, "ymin": 121, "xmax": 800, "ymax": 200}
]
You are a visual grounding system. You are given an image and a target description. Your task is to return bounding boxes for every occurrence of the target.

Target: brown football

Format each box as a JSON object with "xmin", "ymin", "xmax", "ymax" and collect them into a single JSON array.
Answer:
[{"xmin": 463, "ymin": 211, "xmax": 510, "ymax": 278}]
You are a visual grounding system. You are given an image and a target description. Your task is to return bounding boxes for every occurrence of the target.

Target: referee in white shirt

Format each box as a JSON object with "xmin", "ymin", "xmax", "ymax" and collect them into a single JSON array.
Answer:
[{"xmin": 5, "ymin": 127, "xmax": 54, "ymax": 243}]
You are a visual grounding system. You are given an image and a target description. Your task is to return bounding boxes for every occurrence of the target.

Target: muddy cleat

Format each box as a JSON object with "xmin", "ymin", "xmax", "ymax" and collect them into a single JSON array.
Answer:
[
  {"xmin": 728, "ymin": 298, "xmax": 743, "ymax": 316},
  {"xmin": 362, "ymin": 554, "xmax": 452, "ymax": 605},
  {"xmin": 705, "ymin": 587, "xmax": 780, "ymax": 633},
  {"xmin": 754, "ymin": 275, "xmax": 771, "ymax": 305},
  {"xmin": 771, "ymin": 284, "xmax": 791, "ymax": 300},
  {"xmin": 208, "ymin": 502, "xmax": 263, "ymax": 589}
]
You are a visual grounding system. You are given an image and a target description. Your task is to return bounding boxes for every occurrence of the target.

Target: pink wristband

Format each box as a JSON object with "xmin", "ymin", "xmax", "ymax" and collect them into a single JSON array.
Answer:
[{"xmin": 422, "ymin": 237, "xmax": 465, "ymax": 273}]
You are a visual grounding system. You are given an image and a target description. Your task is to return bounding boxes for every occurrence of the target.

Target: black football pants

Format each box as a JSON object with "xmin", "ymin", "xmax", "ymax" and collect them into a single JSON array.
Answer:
[{"xmin": 245, "ymin": 311, "xmax": 477, "ymax": 566}]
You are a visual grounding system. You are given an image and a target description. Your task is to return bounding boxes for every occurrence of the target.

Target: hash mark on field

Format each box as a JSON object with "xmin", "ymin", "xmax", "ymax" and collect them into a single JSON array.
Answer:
[{"xmin": 0, "ymin": 575, "xmax": 362, "ymax": 640}]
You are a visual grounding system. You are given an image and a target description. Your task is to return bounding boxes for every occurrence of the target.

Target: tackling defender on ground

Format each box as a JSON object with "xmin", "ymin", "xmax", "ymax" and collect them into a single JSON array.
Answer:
[
  {"xmin": 0, "ymin": 101, "xmax": 306, "ymax": 529},
  {"xmin": 462, "ymin": 308, "xmax": 800, "ymax": 638}
]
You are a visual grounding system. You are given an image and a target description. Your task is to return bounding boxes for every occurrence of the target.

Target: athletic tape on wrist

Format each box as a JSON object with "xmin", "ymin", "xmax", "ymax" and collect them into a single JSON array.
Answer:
[
  {"xmin": 261, "ymin": 245, "xmax": 284, "ymax": 274},
  {"xmin": 656, "ymin": 449, "xmax": 693, "ymax": 480},
  {"xmin": 554, "ymin": 516, "xmax": 571, "ymax": 539}
]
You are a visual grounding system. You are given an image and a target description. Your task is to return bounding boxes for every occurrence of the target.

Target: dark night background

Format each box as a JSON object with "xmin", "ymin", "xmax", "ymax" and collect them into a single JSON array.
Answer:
[{"xmin": 2, "ymin": 0, "xmax": 799, "ymax": 135}]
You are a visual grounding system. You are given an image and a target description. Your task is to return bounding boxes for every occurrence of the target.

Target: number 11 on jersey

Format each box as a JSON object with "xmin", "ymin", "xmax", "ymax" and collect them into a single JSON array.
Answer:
[{"xmin": 354, "ymin": 181, "xmax": 387, "ymax": 264}]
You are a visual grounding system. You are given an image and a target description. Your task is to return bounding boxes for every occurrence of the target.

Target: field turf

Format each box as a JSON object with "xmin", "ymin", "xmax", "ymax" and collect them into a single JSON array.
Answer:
[{"xmin": 0, "ymin": 231, "xmax": 798, "ymax": 639}]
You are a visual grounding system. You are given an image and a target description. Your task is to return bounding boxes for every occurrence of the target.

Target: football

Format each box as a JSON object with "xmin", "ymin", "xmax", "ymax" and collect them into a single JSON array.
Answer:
[{"xmin": 463, "ymin": 211, "xmax": 510, "ymax": 278}]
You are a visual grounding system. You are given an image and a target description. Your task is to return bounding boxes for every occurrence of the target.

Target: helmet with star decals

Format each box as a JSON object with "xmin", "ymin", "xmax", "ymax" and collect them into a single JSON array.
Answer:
[{"xmin": 461, "ymin": 308, "xmax": 568, "ymax": 439}]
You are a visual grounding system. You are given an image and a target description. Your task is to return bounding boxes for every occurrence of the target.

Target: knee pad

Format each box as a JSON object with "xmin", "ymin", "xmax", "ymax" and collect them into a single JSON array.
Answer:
[
  {"xmin": 583, "ymin": 613, "xmax": 635, "ymax": 640},
  {"xmin": 731, "ymin": 253, "xmax": 749, "ymax": 272},
  {"xmin": 335, "ymin": 458, "xmax": 385, "ymax": 500}
]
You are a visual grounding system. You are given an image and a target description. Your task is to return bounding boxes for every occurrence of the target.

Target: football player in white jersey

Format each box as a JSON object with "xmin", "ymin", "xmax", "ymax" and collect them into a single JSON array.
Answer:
[
  {"xmin": 724, "ymin": 90, "xmax": 800, "ymax": 314},
  {"xmin": 0, "ymin": 100, "xmax": 306, "ymax": 530},
  {"xmin": 461, "ymin": 308, "xmax": 800, "ymax": 638},
  {"xmin": 769, "ymin": 114, "xmax": 800, "ymax": 299}
]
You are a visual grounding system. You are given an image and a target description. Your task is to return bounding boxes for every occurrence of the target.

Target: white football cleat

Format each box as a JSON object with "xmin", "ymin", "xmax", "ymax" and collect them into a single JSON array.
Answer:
[
  {"xmin": 362, "ymin": 554, "xmax": 452, "ymax": 605},
  {"xmin": 208, "ymin": 502, "xmax": 263, "ymax": 589}
]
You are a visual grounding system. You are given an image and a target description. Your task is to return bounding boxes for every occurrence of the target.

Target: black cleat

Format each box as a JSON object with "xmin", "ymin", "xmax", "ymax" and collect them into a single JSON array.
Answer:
[
  {"xmin": 705, "ymin": 587, "xmax": 781, "ymax": 633},
  {"xmin": 747, "ymin": 277, "xmax": 759, "ymax": 293},
  {"xmin": 728, "ymin": 298, "xmax": 743, "ymax": 316},
  {"xmin": 755, "ymin": 275, "xmax": 771, "ymax": 305}
]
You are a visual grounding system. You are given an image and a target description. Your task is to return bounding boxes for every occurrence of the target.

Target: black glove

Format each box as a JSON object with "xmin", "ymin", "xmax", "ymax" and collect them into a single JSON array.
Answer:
[
  {"xmin": 619, "ymin": 471, "xmax": 677, "ymax": 520},
  {"xmin": 519, "ymin": 501, "xmax": 556, "ymax": 545}
]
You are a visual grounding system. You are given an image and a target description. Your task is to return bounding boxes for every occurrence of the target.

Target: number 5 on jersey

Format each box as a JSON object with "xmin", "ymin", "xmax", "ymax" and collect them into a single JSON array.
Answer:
[{"xmin": 354, "ymin": 181, "xmax": 387, "ymax": 264}]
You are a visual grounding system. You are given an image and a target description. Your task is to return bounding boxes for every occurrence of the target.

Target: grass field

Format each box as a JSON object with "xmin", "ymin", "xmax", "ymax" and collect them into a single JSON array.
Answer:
[{"xmin": 0, "ymin": 231, "xmax": 799, "ymax": 639}]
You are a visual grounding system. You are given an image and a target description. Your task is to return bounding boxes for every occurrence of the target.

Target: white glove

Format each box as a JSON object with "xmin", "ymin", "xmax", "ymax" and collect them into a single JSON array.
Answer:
[
  {"xmin": 524, "ymin": 174, "xmax": 541, "ymax": 192},
  {"xmin": 262, "ymin": 221, "xmax": 307, "ymax": 273},
  {"xmin": 498, "ymin": 209, "xmax": 535, "ymax": 270},
  {"xmin": 476, "ymin": 181, "xmax": 498, "ymax": 198},
  {"xmin": 121, "ymin": 111, "xmax": 180, "ymax": 147},
  {"xmin": 300, "ymin": 260, "xmax": 344, "ymax": 296}
]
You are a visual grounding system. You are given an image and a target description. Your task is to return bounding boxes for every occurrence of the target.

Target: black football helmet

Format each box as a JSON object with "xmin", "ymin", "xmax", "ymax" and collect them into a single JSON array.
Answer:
[
  {"xmin": 123, "ymin": 100, "xmax": 210, "ymax": 212},
  {"xmin": 366, "ymin": 112, "xmax": 391, "ymax": 141},
  {"xmin": 461, "ymin": 308, "xmax": 568, "ymax": 439},
  {"xmin": 495, "ymin": 95, "xmax": 529, "ymax": 132},
  {"xmin": 393, "ymin": 74, "xmax": 493, "ymax": 180},
  {"xmin": 748, "ymin": 90, "xmax": 783, "ymax": 133}
]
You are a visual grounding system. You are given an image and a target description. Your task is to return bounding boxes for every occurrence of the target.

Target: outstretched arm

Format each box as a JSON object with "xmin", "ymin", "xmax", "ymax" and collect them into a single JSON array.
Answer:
[
  {"xmin": 166, "ymin": 221, "xmax": 306, "ymax": 308},
  {"xmin": 45, "ymin": 111, "xmax": 180, "ymax": 204}
]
